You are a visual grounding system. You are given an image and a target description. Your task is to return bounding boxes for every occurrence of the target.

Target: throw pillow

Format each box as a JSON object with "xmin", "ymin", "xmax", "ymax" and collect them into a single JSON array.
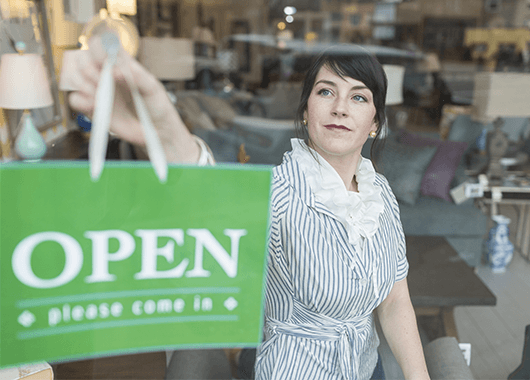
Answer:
[
  {"xmin": 378, "ymin": 137, "xmax": 438, "ymax": 205},
  {"xmin": 399, "ymin": 131, "xmax": 468, "ymax": 202}
]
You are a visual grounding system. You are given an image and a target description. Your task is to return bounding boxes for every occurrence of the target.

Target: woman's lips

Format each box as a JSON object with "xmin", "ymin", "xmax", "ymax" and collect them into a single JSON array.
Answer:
[{"xmin": 324, "ymin": 124, "xmax": 351, "ymax": 131}]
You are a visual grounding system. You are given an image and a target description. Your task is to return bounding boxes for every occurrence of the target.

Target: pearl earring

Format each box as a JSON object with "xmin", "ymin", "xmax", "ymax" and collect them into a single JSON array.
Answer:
[{"xmin": 370, "ymin": 131, "xmax": 377, "ymax": 138}]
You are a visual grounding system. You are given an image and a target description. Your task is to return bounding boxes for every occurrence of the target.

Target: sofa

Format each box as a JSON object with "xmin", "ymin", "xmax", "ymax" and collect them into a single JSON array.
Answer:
[
  {"xmin": 363, "ymin": 114, "xmax": 494, "ymax": 268},
  {"xmin": 372, "ymin": 113, "xmax": 529, "ymax": 267},
  {"xmin": 379, "ymin": 335, "xmax": 474, "ymax": 380},
  {"xmin": 423, "ymin": 337, "xmax": 474, "ymax": 379},
  {"xmin": 174, "ymin": 89, "xmax": 297, "ymax": 165},
  {"xmin": 182, "ymin": 89, "xmax": 491, "ymax": 267},
  {"xmin": 175, "ymin": 87, "xmax": 530, "ymax": 266}
]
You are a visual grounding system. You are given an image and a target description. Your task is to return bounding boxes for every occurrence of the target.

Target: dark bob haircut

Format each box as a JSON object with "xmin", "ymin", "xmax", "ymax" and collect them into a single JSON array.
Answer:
[{"xmin": 295, "ymin": 46, "xmax": 388, "ymax": 162}]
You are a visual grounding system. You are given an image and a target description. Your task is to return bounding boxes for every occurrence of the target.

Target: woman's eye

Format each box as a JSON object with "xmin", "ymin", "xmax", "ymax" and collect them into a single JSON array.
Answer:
[
  {"xmin": 318, "ymin": 89, "xmax": 332, "ymax": 96},
  {"xmin": 353, "ymin": 95, "xmax": 367, "ymax": 102}
]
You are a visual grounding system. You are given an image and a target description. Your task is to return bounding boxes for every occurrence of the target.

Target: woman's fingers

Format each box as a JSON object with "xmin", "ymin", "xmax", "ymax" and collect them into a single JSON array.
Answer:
[
  {"xmin": 116, "ymin": 54, "xmax": 167, "ymax": 108},
  {"xmin": 87, "ymin": 34, "xmax": 110, "ymax": 67},
  {"xmin": 75, "ymin": 55, "xmax": 101, "ymax": 90},
  {"xmin": 68, "ymin": 91, "xmax": 95, "ymax": 117},
  {"xmin": 60, "ymin": 50, "xmax": 98, "ymax": 94},
  {"xmin": 124, "ymin": 58, "xmax": 175, "ymax": 121}
]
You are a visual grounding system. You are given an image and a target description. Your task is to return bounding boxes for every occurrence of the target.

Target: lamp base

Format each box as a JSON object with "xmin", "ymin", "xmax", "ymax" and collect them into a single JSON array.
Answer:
[
  {"xmin": 14, "ymin": 111, "xmax": 47, "ymax": 161},
  {"xmin": 486, "ymin": 117, "xmax": 509, "ymax": 185}
]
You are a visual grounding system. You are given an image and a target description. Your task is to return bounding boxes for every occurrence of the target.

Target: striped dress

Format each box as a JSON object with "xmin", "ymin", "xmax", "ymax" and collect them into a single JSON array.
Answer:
[{"xmin": 254, "ymin": 147, "xmax": 408, "ymax": 380}]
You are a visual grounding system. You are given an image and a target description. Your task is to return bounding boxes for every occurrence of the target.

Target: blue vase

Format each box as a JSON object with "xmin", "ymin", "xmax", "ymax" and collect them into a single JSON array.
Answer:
[
  {"xmin": 487, "ymin": 215, "xmax": 514, "ymax": 273},
  {"xmin": 77, "ymin": 113, "xmax": 92, "ymax": 133},
  {"xmin": 476, "ymin": 127, "xmax": 488, "ymax": 153}
]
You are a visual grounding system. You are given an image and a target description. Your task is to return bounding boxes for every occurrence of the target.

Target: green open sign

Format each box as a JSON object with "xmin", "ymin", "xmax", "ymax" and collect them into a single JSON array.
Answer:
[{"xmin": 0, "ymin": 161, "xmax": 272, "ymax": 368}]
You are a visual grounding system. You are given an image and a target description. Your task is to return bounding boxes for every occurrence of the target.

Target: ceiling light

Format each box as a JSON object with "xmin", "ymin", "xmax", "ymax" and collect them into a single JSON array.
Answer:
[{"xmin": 283, "ymin": 6, "xmax": 296, "ymax": 15}]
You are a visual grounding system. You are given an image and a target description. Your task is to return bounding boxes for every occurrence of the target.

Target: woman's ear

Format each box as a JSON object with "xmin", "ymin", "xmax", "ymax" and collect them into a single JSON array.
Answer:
[{"xmin": 372, "ymin": 118, "xmax": 380, "ymax": 131}]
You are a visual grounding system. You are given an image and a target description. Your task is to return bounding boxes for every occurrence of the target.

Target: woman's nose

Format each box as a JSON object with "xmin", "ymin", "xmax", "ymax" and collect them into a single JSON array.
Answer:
[{"xmin": 331, "ymin": 98, "xmax": 348, "ymax": 117}]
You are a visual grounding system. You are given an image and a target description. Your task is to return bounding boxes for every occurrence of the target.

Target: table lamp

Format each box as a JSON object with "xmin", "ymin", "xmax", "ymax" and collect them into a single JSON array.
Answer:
[
  {"xmin": 472, "ymin": 72, "xmax": 530, "ymax": 183},
  {"xmin": 0, "ymin": 42, "xmax": 53, "ymax": 160},
  {"xmin": 382, "ymin": 64, "xmax": 405, "ymax": 135},
  {"xmin": 383, "ymin": 64, "xmax": 405, "ymax": 106}
]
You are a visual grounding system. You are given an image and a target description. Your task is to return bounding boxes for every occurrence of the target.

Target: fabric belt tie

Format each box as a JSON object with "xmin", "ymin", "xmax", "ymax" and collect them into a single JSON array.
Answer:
[{"xmin": 261, "ymin": 316, "xmax": 370, "ymax": 380}]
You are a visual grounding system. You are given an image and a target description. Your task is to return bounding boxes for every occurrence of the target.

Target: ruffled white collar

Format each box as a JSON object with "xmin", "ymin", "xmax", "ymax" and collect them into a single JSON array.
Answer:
[{"xmin": 290, "ymin": 138, "xmax": 384, "ymax": 248}]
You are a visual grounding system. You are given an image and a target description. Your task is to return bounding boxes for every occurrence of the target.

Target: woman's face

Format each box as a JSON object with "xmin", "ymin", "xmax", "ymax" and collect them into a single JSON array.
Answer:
[{"xmin": 304, "ymin": 65, "xmax": 377, "ymax": 164}]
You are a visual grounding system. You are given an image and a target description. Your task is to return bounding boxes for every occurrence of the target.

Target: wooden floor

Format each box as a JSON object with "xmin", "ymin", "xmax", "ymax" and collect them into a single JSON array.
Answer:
[{"xmin": 454, "ymin": 205, "xmax": 530, "ymax": 380}]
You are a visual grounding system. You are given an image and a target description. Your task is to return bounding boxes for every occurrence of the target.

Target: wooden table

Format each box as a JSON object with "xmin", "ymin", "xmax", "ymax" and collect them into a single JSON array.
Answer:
[
  {"xmin": 52, "ymin": 351, "xmax": 167, "ymax": 380},
  {"xmin": 406, "ymin": 236, "xmax": 496, "ymax": 340},
  {"xmin": 44, "ymin": 129, "xmax": 89, "ymax": 160}
]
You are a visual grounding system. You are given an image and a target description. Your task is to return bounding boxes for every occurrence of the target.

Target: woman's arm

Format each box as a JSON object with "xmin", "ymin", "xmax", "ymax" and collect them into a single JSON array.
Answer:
[{"xmin": 376, "ymin": 278, "xmax": 430, "ymax": 380}]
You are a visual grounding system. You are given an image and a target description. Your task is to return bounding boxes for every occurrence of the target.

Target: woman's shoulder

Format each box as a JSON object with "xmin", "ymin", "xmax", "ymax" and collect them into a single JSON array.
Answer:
[
  {"xmin": 270, "ymin": 153, "xmax": 296, "ymax": 215},
  {"xmin": 271, "ymin": 151, "xmax": 316, "ymax": 216},
  {"xmin": 272, "ymin": 151, "xmax": 300, "ymax": 189},
  {"xmin": 373, "ymin": 171, "xmax": 401, "ymax": 213},
  {"xmin": 373, "ymin": 171, "xmax": 391, "ymax": 189}
]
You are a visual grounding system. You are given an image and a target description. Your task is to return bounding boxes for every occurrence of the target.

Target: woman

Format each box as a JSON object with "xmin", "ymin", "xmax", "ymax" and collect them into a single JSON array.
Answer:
[
  {"xmin": 251, "ymin": 50, "xmax": 429, "ymax": 380},
  {"xmin": 69, "ymin": 38, "xmax": 429, "ymax": 380}
]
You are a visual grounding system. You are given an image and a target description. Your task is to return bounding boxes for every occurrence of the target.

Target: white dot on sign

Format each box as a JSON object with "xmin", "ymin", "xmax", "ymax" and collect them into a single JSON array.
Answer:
[
  {"xmin": 224, "ymin": 297, "xmax": 238, "ymax": 311},
  {"xmin": 18, "ymin": 310, "xmax": 36, "ymax": 327}
]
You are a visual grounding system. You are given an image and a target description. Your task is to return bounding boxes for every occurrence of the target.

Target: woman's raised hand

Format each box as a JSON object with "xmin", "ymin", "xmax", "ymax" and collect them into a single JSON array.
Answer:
[{"xmin": 67, "ymin": 35, "xmax": 200, "ymax": 163}]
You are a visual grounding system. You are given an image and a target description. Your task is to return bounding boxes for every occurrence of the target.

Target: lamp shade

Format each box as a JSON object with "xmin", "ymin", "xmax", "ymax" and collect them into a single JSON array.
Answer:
[
  {"xmin": 0, "ymin": 54, "xmax": 53, "ymax": 109},
  {"xmin": 106, "ymin": 0, "xmax": 137, "ymax": 16},
  {"xmin": 417, "ymin": 53, "xmax": 441, "ymax": 73},
  {"xmin": 0, "ymin": 0, "xmax": 30, "ymax": 19},
  {"xmin": 382, "ymin": 64, "xmax": 404, "ymax": 106},
  {"xmin": 473, "ymin": 72, "xmax": 530, "ymax": 121},
  {"xmin": 138, "ymin": 37, "xmax": 195, "ymax": 81}
]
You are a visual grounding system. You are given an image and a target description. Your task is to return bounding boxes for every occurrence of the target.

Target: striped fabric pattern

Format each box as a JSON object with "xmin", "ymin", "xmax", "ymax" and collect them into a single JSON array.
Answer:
[{"xmin": 255, "ymin": 151, "xmax": 408, "ymax": 380}]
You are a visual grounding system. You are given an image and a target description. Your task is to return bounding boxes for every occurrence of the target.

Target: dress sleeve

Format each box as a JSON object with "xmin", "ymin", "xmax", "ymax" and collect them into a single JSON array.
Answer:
[
  {"xmin": 377, "ymin": 174, "xmax": 409, "ymax": 282},
  {"xmin": 394, "ymin": 215, "xmax": 409, "ymax": 282},
  {"xmin": 193, "ymin": 135, "xmax": 216, "ymax": 165},
  {"xmin": 268, "ymin": 173, "xmax": 290, "ymax": 259}
]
